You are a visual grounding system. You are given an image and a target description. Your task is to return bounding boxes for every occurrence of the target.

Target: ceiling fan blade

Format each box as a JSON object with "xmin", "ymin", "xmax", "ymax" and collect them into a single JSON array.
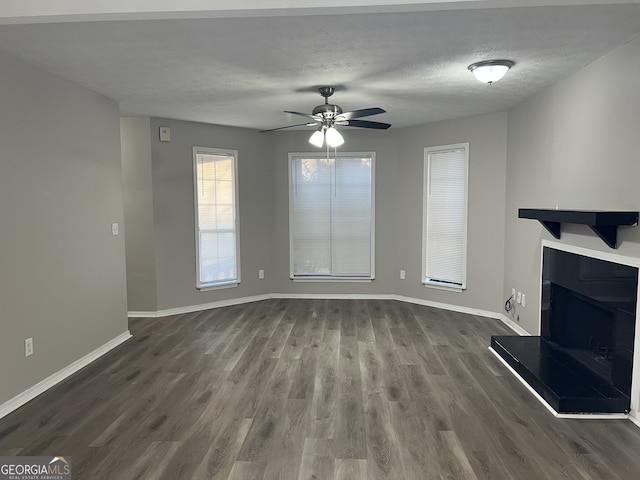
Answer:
[
  {"xmin": 260, "ymin": 122, "xmax": 319, "ymax": 133},
  {"xmin": 343, "ymin": 119, "xmax": 391, "ymax": 130},
  {"xmin": 284, "ymin": 110, "xmax": 320, "ymax": 121},
  {"xmin": 336, "ymin": 107, "xmax": 386, "ymax": 120}
]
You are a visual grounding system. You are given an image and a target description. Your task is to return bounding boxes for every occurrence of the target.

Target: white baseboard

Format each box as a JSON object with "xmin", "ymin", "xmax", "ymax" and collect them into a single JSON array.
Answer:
[
  {"xmin": 395, "ymin": 295, "xmax": 503, "ymax": 321},
  {"xmin": 0, "ymin": 331, "xmax": 132, "ymax": 420},
  {"xmin": 497, "ymin": 313, "xmax": 531, "ymax": 336},
  {"xmin": 128, "ymin": 294, "xmax": 273, "ymax": 318},
  {"xmin": 128, "ymin": 292, "xmax": 511, "ymax": 325},
  {"xmin": 271, "ymin": 293, "xmax": 396, "ymax": 300},
  {"xmin": 129, "ymin": 292, "xmax": 497, "ymax": 319}
]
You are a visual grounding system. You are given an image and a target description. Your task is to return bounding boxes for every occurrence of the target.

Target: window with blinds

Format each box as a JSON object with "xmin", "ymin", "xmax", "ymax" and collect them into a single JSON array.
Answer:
[
  {"xmin": 423, "ymin": 143, "xmax": 469, "ymax": 290},
  {"xmin": 289, "ymin": 152, "xmax": 375, "ymax": 280},
  {"xmin": 193, "ymin": 147, "xmax": 240, "ymax": 289}
]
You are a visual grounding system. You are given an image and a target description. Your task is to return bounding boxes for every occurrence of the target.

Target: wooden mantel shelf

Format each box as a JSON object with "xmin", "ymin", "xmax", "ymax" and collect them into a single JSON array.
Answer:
[{"xmin": 518, "ymin": 209, "xmax": 639, "ymax": 249}]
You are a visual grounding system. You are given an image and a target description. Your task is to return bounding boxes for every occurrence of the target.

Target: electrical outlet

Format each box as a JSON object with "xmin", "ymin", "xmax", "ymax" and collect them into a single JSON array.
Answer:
[
  {"xmin": 511, "ymin": 288, "xmax": 516, "ymax": 297},
  {"xmin": 400, "ymin": 270, "xmax": 406, "ymax": 280},
  {"xmin": 521, "ymin": 293, "xmax": 526, "ymax": 307},
  {"xmin": 516, "ymin": 291, "xmax": 522, "ymax": 304},
  {"xmin": 111, "ymin": 223, "xmax": 119, "ymax": 235},
  {"xmin": 25, "ymin": 338, "xmax": 33, "ymax": 357},
  {"xmin": 258, "ymin": 269, "xmax": 264, "ymax": 279}
]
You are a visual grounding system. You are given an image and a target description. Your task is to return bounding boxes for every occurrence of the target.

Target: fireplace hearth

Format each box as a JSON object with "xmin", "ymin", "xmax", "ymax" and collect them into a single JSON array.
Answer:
[{"xmin": 492, "ymin": 245, "xmax": 638, "ymax": 414}]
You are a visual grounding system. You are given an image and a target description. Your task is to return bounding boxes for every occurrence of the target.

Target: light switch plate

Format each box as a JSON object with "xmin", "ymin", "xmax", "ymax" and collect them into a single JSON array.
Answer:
[{"xmin": 159, "ymin": 127, "xmax": 171, "ymax": 142}]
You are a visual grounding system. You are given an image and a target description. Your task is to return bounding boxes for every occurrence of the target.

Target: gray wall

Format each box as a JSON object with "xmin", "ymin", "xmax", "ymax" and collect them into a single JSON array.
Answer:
[
  {"xmin": 504, "ymin": 36, "xmax": 640, "ymax": 334},
  {"xmin": 132, "ymin": 112, "xmax": 508, "ymax": 314},
  {"xmin": 121, "ymin": 117, "xmax": 157, "ymax": 311},
  {"xmin": 148, "ymin": 118, "xmax": 275, "ymax": 311},
  {"xmin": 0, "ymin": 51, "xmax": 128, "ymax": 405},
  {"xmin": 270, "ymin": 128, "xmax": 400, "ymax": 296},
  {"xmin": 396, "ymin": 112, "xmax": 508, "ymax": 313},
  {"xmin": 268, "ymin": 113, "xmax": 507, "ymax": 312}
]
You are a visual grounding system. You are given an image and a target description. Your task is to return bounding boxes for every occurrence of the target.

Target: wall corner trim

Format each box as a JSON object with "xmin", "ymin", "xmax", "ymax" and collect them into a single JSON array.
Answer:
[{"xmin": 0, "ymin": 331, "xmax": 132, "ymax": 420}]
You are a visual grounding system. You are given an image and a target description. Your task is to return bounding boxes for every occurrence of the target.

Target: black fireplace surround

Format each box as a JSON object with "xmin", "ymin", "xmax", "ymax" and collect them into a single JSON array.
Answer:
[{"xmin": 492, "ymin": 247, "xmax": 638, "ymax": 414}]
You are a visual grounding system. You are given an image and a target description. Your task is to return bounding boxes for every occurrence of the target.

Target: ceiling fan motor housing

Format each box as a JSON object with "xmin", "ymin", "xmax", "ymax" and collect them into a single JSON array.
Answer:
[
  {"xmin": 259, "ymin": 85, "xmax": 390, "ymax": 133},
  {"xmin": 312, "ymin": 103, "xmax": 343, "ymax": 118}
]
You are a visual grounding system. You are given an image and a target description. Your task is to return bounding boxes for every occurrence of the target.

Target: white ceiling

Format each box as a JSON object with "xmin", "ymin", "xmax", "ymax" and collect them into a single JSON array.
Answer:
[{"xmin": 1, "ymin": 1, "xmax": 640, "ymax": 131}]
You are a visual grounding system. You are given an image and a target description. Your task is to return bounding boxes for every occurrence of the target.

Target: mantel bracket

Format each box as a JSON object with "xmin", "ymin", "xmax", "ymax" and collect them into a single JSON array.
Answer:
[
  {"xmin": 589, "ymin": 225, "xmax": 618, "ymax": 249},
  {"xmin": 538, "ymin": 220, "xmax": 561, "ymax": 240}
]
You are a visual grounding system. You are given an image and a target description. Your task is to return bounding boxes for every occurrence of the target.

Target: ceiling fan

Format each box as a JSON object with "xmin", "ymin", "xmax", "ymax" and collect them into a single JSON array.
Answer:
[{"xmin": 260, "ymin": 86, "xmax": 391, "ymax": 147}]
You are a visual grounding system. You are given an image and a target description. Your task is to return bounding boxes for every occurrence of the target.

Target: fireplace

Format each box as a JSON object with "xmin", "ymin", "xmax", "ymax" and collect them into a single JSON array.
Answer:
[{"xmin": 491, "ymin": 244, "xmax": 639, "ymax": 414}]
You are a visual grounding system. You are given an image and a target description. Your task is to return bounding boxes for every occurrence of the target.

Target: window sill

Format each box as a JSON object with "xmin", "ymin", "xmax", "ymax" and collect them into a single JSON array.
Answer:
[
  {"xmin": 292, "ymin": 276, "xmax": 373, "ymax": 283},
  {"xmin": 198, "ymin": 281, "xmax": 239, "ymax": 292},
  {"xmin": 423, "ymin": 280, "xmax": 465, "ymax": 293}
]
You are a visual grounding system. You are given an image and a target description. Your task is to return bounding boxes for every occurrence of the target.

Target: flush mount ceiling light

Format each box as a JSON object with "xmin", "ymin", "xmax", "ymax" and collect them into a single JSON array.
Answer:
[{"xmin": 468, "ymin": 60, "xmax": 515, "ymax": 84}]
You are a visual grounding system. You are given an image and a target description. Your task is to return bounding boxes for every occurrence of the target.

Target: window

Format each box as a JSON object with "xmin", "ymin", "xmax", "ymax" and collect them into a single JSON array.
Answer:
[
  {"xmin": 423, "ymin": 143, "xmax": 469, "ymax": 290},
  {"xmin": 289, "ymin": 152, "xmax": 375, "ymax": 280},
  {"xmin": 193, "ymin": 147, "xmax": 240, "ymax": 289}
]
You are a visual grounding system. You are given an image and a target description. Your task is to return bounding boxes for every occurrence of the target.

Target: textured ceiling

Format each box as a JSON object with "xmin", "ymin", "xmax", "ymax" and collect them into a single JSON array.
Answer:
[{"xmin": 0, "ymin": 3, "xmax": 639, "ymax": 130}]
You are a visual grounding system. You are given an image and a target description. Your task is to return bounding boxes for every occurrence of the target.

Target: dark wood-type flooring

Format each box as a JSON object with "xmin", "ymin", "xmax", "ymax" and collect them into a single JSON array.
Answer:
[{"xmin": 2, "ymin": 299, "xmax": 640, "ymax": 479}]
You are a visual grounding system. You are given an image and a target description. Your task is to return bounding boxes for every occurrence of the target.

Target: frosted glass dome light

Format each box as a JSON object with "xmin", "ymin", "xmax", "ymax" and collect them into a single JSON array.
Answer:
[
  {"xmin": 325, "ymin": 126, "xmax": 344, "ymax": 148},
  {"xmin": 468, "ymin": 60, "xmax": 514, "ymax": 84}
]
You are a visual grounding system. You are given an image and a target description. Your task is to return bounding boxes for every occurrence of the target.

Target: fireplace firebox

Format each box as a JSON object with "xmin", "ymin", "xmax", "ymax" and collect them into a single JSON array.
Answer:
[{"xmin": 491, "ymin": 245, "xmax": 638, "ymax": 414}]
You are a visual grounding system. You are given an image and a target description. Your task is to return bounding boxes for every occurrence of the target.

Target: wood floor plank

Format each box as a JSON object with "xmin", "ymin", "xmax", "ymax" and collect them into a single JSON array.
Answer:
[
  {"xmin": 191, "ymin": 417, "xmax": 252, "ymax": 480},
  {"xmin": 334, "ymin": 335, "xmax": 367, "ymax": 460},
  {"xmin": 363, "ymin": 392, "xmax": 406, "ymax": 479},
  {"xmin": 340, "ymin": 300, "xmax": 358, "ymax": 337},
  {"xmin": 298, "ymin": 437, "xmax": 334, "ymax": 480},
  {"xmin": 370, "ymin": 316, "xmax": 396, "ymax": 352},
  {"xmin": 388, "ymin": 326, "xmax": 421, "ymax": 365},
  {"xmin": 334, "ymin": 458, "xmax": 368, "ymax": 480},
  {"xmin": 2, "ymin": 299, "xmax": 640, "ymax": 480},
  {"xmin": 263, "ymin": 321, "xmax": 294, "ymax": 358},
  {"xmin": 262, "ymin": 399, "xmax": 310, "ymax": 479},
  {"xmin": 308, "ymin": 366, "xmax": 338, "ymax": 439}
]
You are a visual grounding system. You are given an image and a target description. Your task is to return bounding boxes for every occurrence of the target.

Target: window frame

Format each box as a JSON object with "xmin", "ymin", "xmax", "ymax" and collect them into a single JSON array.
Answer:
[
  {"xmin": 192, "ymin": 146, "xmax": 241, "ymax": 291},
  {"xmin": 288, "ymin": 151, "xmax": 376, "ymax": 282},
  {"xmin": 422, "ymin": 142, "xmax": 469, "ymax": 292}
]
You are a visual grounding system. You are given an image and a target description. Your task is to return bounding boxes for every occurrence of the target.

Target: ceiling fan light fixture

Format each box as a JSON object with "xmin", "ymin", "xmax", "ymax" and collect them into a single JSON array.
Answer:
[
  {"xmin": 309, "ymin": 128, "xmax": 324, "ymax": 148},
  {"xmin": 325, "ymin": 126, "xmax": 344, "ymax": 147},
  {"xmin": 468, "ymin": 60, "xmax": 514, "ymax": 84}
]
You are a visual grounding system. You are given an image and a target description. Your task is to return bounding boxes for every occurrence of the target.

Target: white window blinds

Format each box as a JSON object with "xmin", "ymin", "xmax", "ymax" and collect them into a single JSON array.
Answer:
[
  {"xmin": 193, "ymin": 147, "xmax": 240, "ymax": 288},
  {"xmin": 290, "ymin": 153, "xmax": 374, "ymax": 279},
  {"xmin": 423, "ymin": 144, "xmax": 468, "ymax": 289}
]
